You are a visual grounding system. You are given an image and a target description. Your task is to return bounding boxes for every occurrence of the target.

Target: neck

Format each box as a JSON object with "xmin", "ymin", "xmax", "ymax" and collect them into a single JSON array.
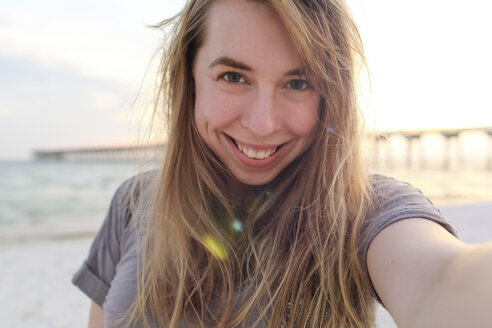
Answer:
[{"xmin": 226, "ymin": 177, "xmax": 267, "ymax": 207}]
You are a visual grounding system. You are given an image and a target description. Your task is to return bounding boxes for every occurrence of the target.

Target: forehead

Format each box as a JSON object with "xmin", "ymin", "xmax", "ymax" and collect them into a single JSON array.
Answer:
[{"xmin": 200, "ymin": 0, "xmax": 301, "ymax": 71}]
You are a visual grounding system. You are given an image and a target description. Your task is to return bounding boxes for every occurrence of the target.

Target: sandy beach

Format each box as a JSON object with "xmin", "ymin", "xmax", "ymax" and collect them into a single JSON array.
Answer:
[{"xmin": 1, "ymin": 201, "xmax": 491, "ymax": 328}]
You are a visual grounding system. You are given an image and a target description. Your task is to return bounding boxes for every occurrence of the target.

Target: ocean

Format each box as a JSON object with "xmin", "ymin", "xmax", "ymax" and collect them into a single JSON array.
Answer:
[
  {"xmin": 0, "ymin": 161, "xmax": 143, "ymax": 227},
  {"xmin": 1, "ymin": 153, "xmax": 491, "ymax": 231}
]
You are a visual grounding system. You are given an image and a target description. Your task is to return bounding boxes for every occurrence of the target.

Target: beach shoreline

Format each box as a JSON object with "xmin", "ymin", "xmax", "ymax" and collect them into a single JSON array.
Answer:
[{"xmin": 0, "ymin": 219, "xmax": 102, "ymax": 246}]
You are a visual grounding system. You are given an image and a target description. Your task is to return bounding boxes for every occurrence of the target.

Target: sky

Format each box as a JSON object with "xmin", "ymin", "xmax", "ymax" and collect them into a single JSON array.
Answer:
[{"xmin": 1, "ymin": 0, "xmax": 491, "ymax": 160}]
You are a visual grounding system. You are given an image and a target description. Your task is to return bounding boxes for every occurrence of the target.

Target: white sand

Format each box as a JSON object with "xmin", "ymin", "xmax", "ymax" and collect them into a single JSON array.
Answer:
[
  {"xmin": 1, "ymin": 202, "xmax": 491, "ymax": 327},
  {"xmin": 0, "ymin": 238, "xmax": 92, "ymax": 328}
]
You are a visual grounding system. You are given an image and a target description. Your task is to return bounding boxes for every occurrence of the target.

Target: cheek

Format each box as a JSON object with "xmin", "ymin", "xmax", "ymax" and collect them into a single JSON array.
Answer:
[
  {"xmin": 285, "ymin": 99, "xmax": 320, "ymax": 136},
  {"xmin": 194, "ymin": 87, "xmax": 245, "ymax": 130}
]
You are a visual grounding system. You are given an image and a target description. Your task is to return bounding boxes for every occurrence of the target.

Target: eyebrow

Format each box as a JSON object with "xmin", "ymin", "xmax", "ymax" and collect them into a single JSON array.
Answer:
[
  {"xmin": 284, "ymin": 68, "xmax": 305, "ymax": 77},
  {"xmin": 209, "ymin": 56, "xmax": 305, "ymax": 77},
  {"xmin": 209, "ymin": 56, "xmax": 252, "ymax": 71}
]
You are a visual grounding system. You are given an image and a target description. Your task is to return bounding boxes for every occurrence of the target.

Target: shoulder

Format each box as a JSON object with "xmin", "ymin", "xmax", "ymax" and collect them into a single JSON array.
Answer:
[
  {"xmin": 71, "ymin": 169, "xmax": 159, "ymax": 306},
  {"xmin": 360, "ymin": 174, "xmax": 456, "ymax": 302},
  {"xmin": 112, "ymin": 169, "xmax": 158, "ymax": 207},
  {"xmin": 104, "ymin": 169, "xmax": 159, "ymax": 242},
  {"xmin": 365, "ymin": 174, "xmax": 456, "ymax": 236},
  {"xmin": 369, "ymin": 173, "xmax": 432, "ymax": 204},
  {"xmin": 358, "ymin": 175, "xmax": 458, "ymax": 303},
  {"xmin": 111, "ymin": 169, "xmax": 158, "ymax": 215}
]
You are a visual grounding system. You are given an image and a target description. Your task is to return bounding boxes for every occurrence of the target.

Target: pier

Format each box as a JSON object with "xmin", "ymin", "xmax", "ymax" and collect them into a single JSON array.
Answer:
[
  {"xmin": 372, "ymin": 126, "xmax": 492, "ymax": 170},
  {"xmin": 33, "ymin": 144, "xmax": 166, "ymax": 162},
  {"xmin": 32, "ymin": 126, "xmax": 492, "ymax": 169}
]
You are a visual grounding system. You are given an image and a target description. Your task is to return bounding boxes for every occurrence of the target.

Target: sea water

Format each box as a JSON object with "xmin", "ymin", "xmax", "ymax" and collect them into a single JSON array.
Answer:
[
  {"xmin": 1, "ymin": 144, "xmax": 491, "ymax": 231},
  {"xmin": 0, "ymin": 161, "xmax": 144, "ymax": 227}
]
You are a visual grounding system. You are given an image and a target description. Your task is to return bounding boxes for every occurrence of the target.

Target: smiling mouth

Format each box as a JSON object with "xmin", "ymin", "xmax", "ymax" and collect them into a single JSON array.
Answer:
[{"xmin": 229, "ymin": 137, "xmax": 281, "ymax": 160}]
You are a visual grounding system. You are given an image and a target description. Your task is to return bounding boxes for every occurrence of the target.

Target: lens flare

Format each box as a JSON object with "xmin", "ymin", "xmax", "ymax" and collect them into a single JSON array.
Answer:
[
  {"xmin": 265, "ymin": 190, "xmax": 272, "ymax": 196},
  {"xmin": 231, "ymin": 218, "xmax": 244, "ymax": 232},
  {"xmin": 203, "ymin": 234, "xmax": 228, "ymax": 261}
]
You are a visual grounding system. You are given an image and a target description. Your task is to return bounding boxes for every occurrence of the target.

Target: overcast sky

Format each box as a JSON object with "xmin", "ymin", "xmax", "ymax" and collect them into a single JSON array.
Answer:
[{"xmin": 1, "ymin": 0, "xmax": 491, "ymax": 160}]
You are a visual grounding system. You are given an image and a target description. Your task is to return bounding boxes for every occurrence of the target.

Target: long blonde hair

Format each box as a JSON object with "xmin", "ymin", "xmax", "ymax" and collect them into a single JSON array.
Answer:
[{"xmin": 129, "ymin": 0, "xmax": 375, "ymax": 327}]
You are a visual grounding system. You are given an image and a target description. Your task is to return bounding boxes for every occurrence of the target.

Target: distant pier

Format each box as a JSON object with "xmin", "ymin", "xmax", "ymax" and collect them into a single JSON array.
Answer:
[
  {"xmin": 373, "ymin": 126, "xmax": 492, "ymax": 170},
  {"xmin": 33, "ymin": 126, "xmax": 492, "ymax": 169},
  {"xmin": 33, "ymin": 144, "xmax": 166, "ymax": 162}
]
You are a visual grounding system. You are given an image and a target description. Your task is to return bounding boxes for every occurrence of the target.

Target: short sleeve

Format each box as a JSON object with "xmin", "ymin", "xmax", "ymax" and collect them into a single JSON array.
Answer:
[
  {"xmin": 361, "ymin": 174, "xmax": 458, "ymax": 304},
  {"xmin": 72, "ymin": 178, "xmax": 134, "ymax": 306}
]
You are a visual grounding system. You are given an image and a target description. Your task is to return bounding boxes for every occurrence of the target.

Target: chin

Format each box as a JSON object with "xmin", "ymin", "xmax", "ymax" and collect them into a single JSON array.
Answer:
[{"xmin": 232, "ymin": 170, "xmax": 278, "ymax": 186}]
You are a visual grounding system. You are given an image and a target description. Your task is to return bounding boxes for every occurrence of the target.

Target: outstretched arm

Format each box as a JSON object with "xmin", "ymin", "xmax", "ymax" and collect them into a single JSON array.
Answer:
[{"xmin": 367, "ymin": 218, "xmax": 492, "ymax": 328}]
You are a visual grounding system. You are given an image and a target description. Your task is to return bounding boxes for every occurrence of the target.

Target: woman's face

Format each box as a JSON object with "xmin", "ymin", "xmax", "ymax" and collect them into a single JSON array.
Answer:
[{"xmin": 193, "ymin": 0, "xmax": 320, "ymax": 186}]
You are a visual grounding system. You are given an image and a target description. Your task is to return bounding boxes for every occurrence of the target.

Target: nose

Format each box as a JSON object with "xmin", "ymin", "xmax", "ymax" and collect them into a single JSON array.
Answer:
[{"xmin": 240, "ymin": 88, "xmax": 281, "ymax": 137}]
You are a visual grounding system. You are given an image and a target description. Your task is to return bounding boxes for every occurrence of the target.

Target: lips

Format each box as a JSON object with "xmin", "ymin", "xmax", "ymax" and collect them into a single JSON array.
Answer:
[
  {"xmin": 226, "ymin": 135, "xmax": 285, "ymax": 168},
  {"xmin": 228, "ymin": 137, "xmax": 281, "ymax": 159},
  {"xmin": 235, "ymin": 141, "xmax": 277, "ymax": 159}
]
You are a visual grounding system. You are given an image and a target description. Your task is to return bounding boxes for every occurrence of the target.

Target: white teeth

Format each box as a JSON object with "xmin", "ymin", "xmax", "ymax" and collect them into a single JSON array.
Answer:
[{"xmin": 235, "ymin": 141, "xmax": 277, "ymax": 159}]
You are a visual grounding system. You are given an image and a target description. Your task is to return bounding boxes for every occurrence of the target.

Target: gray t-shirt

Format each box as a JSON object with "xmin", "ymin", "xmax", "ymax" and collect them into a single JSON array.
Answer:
[{"xmin": 72, "ymin": 173, "xmax": 457, "ymax": 327}]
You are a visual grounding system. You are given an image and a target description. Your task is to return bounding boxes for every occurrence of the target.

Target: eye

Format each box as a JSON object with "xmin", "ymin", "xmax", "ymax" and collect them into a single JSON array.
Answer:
[
  {"xmin": 221, "ymin": 72, "xmax": 245, "ymax": 84},
  {"xmin": 287, "ymin": 79, "xmax": 310, "ymax": 90}
]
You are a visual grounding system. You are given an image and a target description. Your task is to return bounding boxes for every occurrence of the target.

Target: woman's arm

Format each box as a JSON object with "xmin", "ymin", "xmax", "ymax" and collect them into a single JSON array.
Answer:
[
  {"xmin": 409, "ymin": 241, "xmax": 492, "ymax": 328},
  {"xmin": 367, "ymin": 218, "xmax": 492, "ymax": 328},
  {"xmin": 88, "ymin": 301, "xmax": 104, "ymax": 328}
]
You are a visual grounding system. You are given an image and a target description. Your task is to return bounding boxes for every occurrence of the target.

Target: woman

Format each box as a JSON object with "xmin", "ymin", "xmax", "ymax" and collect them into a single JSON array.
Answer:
[{"xmin": 73, "ymin": 0, "xmax": 492, "ymax": 327}]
